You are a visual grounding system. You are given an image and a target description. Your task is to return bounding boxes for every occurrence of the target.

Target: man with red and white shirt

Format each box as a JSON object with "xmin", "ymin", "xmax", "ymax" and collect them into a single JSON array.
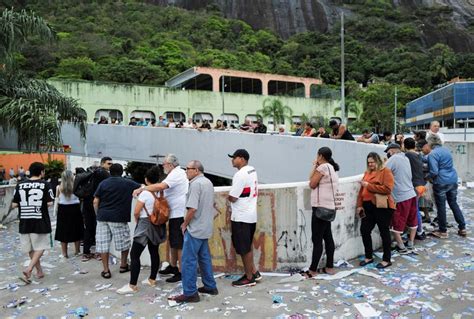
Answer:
[{"xmin": 227, "ymin": 149, "xmax": 262, "ymax": 287}]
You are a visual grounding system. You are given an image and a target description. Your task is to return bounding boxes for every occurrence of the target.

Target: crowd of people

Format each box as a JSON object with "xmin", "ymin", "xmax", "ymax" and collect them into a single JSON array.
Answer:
[{"xmin": 10, "ymin": 120, "xmax": 467, "ymax": 304}]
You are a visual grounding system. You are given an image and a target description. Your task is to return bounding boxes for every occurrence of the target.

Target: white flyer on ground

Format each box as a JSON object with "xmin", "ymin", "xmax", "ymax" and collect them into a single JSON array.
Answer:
[{"xmin": 354, "ymin": 302, "xmax": 381, "ymax": 318}]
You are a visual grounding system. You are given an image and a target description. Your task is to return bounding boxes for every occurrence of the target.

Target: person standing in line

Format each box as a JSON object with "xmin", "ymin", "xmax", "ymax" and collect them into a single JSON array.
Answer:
[
  {"xmin": 385, "ymin": 143, "xmax": 418, "ymax": 254},
  {"xmin": 357, "ymin": 152, "xmax": 395, "ymax": 269},
  {"xmin": 11, "ymin": 162, "xmax": 54, "ymax": 282},
  {"xmin": 426, "ymin": 135, "xmax": 467, "ymax": 238},
  {"xmin": 227, "ymin": 149, "xmax": 262, "ymax": 287},
  {"xmin": 301, "ymin": 147, "xmax": 339, "ymax": 278},
  {"xmin": 81, "ymin": 157, "xmax": 112, "ymax": 262},
  {"xmin": 94, "ymin": 163, "xmax": 141, "ymax": 279},
  {"xmin": 55, "ymin": 170, "xmax": 84, "ymax": 258},
  {"xmin": 403, "ymin": 138, "xmax": 427, "ymax": 240},
  {"xmin": 133, "ymin": 154, "xmax": 189, "ymax": 283},
  {"xmin": 168, "ymin": 160, "xmax": 218, "ymax": 303},
  {"xmin": 9, "ymin": 167, "xmax": 15, "ymax": 179},
  {"xmin": 117, "ymin": 167, "xmax": 167, "ymax": 294}
]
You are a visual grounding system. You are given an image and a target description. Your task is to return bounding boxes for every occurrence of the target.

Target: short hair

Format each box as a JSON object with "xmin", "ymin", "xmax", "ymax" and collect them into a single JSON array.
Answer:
[
  {"xmin": 100, "ymin": 157, "xmax": 112, "ymax": 164},
  {"xmin": 427, "ymin": 134, "xmax": 442, "ymax": 147},
  {"xmin": 163, "ymin": 154, "xmax": 179, "ymax": 167},
  {"xmin": 329, "ymin": 119, "xmax": 339, "ymax": 127},
  {"xmin": 362, "ymin": 128, "xmax": 371, "ymax": 134},
  {"xmin": 403, "ymin": 137, "xmax": 416, "ymax": 150},
  {"xmin": 29, "ymin": 162, "xmax": 45, "ymax": 177},
  {"xmin": 109, "ymin": 163, "xmax": 123, "ymax": 176},
  {"xmin": 145, "ymin": 166, "xmax": 161, "ymax": 184},
  {"xmin": 414, "ymin": 130, "xmax": 426, "ymax": 139},
  {"xmin": 430, "ymin": 120, "xmax": 440, "ymax": 128},
  {"xmin": 190, "ymin": 160, "xmax": 204, "ymax": 173},
  {"xmin": 383, "ymin": 131, "xmax": 392, "ymax": 137},
  {"xmin": 305, "ymin": 122, "xmax": 313, "ymax": 128},
  {"xmin": 367, "ymin": 152, "xmax": 384, "ymax": 171}
]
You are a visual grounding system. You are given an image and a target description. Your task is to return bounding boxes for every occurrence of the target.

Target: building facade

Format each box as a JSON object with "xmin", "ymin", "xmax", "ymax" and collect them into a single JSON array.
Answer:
[{"xmin": 406, "ymin": 81, "xmax": 474, "ymax": 129}]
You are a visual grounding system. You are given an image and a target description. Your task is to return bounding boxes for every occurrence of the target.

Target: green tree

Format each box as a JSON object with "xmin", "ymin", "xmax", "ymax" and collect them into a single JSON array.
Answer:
[
  {"xmin": 357, "ymin": 82, "xmax": 421, "ymax": 132},
  {"xmin": 257, "ymin": 98, "xmax": 293, "ymax": 125},
  {"xmin": 56, "ymin": 56, "xmax": 96, "ymax": 80},
  {"xmin": 0, "ymin": 8, "xmax": 86, "ymax": 151}
]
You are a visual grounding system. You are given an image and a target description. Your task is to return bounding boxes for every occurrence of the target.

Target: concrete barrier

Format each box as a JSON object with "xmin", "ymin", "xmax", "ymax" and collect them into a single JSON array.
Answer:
[
  {"xmin": 445, "ymin": 141, "xmax": 474, "ymax": 182},
  {"xmin": 0, "ymin": 185, "xmax": 17, "ymax": 225},
  {"xmin": 121, "ymin": 174, "xmax": 375, "ymax": 271}
]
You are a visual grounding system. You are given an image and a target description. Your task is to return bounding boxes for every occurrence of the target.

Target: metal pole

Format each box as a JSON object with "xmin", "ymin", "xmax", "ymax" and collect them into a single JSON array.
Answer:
[
  {"xmin": 221, "ymin": 76, "xmax": 225, "ymax": 118},
  {"xmin": 341, "ymin": 13, "xmax": 345, "ymax": 124},
  {"xmin": 465, "ymin": 118, "xmax": 468, "ymax": 141},
  {"xmin": 394, "ymin": 87, "xmax": 398, "ymax": 135}
]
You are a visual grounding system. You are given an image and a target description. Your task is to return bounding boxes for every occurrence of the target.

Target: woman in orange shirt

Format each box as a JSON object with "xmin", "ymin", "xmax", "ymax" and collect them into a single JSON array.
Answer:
[
  {"xmin": 301, "ymin": 122, "xmax": 316, "ymax": 137},
  {"xmin": 356, "ymin": 152, "xmax": 395, "ymax": 269}
]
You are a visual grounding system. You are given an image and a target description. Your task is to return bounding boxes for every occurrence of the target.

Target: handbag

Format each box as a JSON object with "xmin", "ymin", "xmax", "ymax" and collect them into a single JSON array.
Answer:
[
  {"xmin": 374, "ymin": 168, "xmax": 389, "ymax": 209},
  {"xmin": 314, "ymin": 165, "xmax": 337, "ymax": 222}
]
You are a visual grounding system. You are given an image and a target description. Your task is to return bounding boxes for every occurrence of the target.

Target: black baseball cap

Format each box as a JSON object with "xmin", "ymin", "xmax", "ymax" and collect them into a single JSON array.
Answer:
[
  {"xmin": 384, "ymin": 143, "xmax": 401, "ymax": 153},
  {"xmin": 228, "ymin": 149, "xmax": 250, "ymax": 161}
]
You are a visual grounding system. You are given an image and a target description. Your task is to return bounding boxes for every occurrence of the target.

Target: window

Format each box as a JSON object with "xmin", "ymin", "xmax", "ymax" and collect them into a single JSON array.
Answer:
[
  {"xmin": 292, "ymin": 116, "xmax": 302, "ymax": 124},
  {"xmin": 164, "ymin": 112, "xmax": 186, "ymax": 122},
  {"xmin": 130, "ymin": 111, "xmax": 155, "ymax": 122},
  {"xmin": 192, "ymin": 112, "xmax": 214, "ymax": 123},
  {"xmin": 221, "ymin": 113, "xmax": 239, "ymax": 124},
  {"xmin": 245, "ymin": 114, "xmax": 262, "ymax": 124},
  {"xmin": 94, "ymin": 109, "xmax": 123, "ymax": 123}
]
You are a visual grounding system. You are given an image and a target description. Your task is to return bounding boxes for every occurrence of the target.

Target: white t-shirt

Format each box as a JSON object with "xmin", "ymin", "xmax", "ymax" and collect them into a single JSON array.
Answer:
[
  {"xmin": 427, "ymin": 130, "xmax": 445, "ymax": 144},
  {"xmin": 229, "ymin": 165, "xmax": 258, "ymax": 223},
  {"xmin": 163, "ymin": 167, "xmax": 188, "ymax": 219},
  {"xmin": 137, "ymin": 190, "xmax": 156, "ymax": 218}
]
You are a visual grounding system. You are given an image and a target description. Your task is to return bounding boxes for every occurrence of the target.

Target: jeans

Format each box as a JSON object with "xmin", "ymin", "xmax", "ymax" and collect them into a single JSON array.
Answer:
[
  {"xmin": 433, "ymin": 183, "xmax": 466, "ymax": 232},
  {"xmin": 130, "ymin": 240, "xmax": 159, "ymax": 285},
  {"xmin": 82, "ymin": 199, "xmax": 96, "ymax": 255},
  {"xmin": 181, "ymin": 232, "xmax": 217, "ymax": 296},
  {"xmin": 360, "ymin": 201, "xmax": 394, "ymax": 262},
  {"xmin": 310, "ymin": 208, "xmax": 335, "ymax": 271},
  {"xmin": 416, "ymin": 198, "xmax": 423, "ymax": 234}
]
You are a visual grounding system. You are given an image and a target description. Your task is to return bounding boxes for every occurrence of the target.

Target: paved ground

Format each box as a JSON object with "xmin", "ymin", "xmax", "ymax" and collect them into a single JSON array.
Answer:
[{"xmin": 0, "ymin": 189, "xmax": 473, "ymax": 319}]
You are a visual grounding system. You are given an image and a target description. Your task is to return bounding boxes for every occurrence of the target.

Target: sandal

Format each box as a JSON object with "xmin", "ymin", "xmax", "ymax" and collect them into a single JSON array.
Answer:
[
  {"xmin": 101, "ymin": 270, "xmax": 111, "ymax": 279},
  {"xmin": 458, "ymin": 229, "xmax": 467, "ymax": 237},
  {"xmin": 119, "ymin": 264, "xmax": 130, "ymax": 273},
  {"xmin": 359, "ymin": 259, "xmax": 374, "ymax": 266},
  {"xmin": 299, "ymin": 270, "xmax": 313, "ymax": 279}
]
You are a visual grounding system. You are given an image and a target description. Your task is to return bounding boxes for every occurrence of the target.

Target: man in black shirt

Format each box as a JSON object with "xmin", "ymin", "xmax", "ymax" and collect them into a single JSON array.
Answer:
[
  {"xmin": 81, "ymin": 157, "xmax": 112, "ymax": 262},
  {"xmin": 93, "ymin": 163, "xmax": 141, "ymax": 278},
  {"xmin": 253, "ymin": 120, "xmax": 267, "ymax": 134},
  {"xmin": 12, "ymin": 162, "xmax": 54, "ymax": 283},
  {"xmin": 329, "ymin": 119, "xmax": 355, "ymax": 141}
]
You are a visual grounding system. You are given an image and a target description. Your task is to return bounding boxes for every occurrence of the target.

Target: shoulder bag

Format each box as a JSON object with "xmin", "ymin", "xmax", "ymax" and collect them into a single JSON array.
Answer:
[
  {"xmin": 314, "ymin": 165, "xmax": 337, "ymax": 222},
  {"xmin": 374, "ymin": 168, "xmax": 389, "ymax": 209}
]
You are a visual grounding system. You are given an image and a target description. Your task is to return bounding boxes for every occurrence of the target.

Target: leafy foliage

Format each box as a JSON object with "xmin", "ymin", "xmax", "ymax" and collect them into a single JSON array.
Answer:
[
  {"xmin": 257, "ymin": 98, "xmax": 293, "ymax": 125},
  {"xmin": 44, "ymin": 159, "xmax": 65, "ymax": 179}
]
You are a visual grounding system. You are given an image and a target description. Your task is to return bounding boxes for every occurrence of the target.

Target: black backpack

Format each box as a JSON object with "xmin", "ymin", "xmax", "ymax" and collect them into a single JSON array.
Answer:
[{"xmin": 73, "ymin": 171, "xmax": 95, "ymax": 199}]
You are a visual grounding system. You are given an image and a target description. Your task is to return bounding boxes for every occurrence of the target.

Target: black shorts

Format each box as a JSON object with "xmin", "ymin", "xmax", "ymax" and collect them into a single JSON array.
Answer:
[
  {"xmin": 231, "ymin": 221, "xmax": 256, "ymax": 255},
  {"xmin": 168, "ymin": 217, "xmax": 184, "ymax": 249}
]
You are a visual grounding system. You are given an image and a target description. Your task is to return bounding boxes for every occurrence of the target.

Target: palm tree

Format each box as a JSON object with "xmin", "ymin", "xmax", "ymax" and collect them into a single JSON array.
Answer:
[
  {"xmin": 334, "ymin": 99, "xmax": 362, "ymax": 119},
  {"xmin": 257, "ymin": 98, "xmax": 293, "ymax": 126},
  {"xmin": 0, "ymin": 8, "xmax": 86, "ymax": 151}
]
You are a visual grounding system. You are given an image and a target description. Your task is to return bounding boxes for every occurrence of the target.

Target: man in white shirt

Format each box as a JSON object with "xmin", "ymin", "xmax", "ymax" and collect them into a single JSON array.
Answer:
[
  {"xmin": 227, "ymin": 149, "xmax": 262, "ymax": 287},
  {"xmin": 427, "ymin": 121, "xmax": 445, "ymax": 144},
  {"xmin": 133, "ymin": 154, "xmax": 188, "ymax": 283}
]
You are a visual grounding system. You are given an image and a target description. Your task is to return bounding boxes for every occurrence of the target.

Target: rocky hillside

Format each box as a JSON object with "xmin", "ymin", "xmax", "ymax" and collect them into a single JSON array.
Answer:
[{"xmin": 151, "ymin": 0, "xmax": 474, "ymax": 52}]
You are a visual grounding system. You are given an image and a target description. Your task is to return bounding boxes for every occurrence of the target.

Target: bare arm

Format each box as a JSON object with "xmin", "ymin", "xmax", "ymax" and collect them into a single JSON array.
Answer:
[
  {"xmin": 309, "ymin": 170, "xmax": 323, "ymax": 189},
  {"xmin": 227, "ymin": 195, "xmax": 238, "ymax": 203},
  {"xmin": 133, "ymin": 182, "xmax": 169, "ymax": 197},
  {"xmin": 11, "ymin": 202, "xmax": 18, "ymax": 208},
  {"xmin": 93, "ymin": 197, "xmax": 100, "ymax": 214},
  {"xmin": 332, "ymin": 124, "xmax": 347, "ymax": 139}
]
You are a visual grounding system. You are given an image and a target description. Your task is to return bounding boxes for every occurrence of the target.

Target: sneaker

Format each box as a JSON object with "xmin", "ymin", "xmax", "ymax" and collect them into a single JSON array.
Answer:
[
  {"xmin": 394, "ymin": 246, "xmax": 409, "ymax": 255},
  {"xmin": 159, "ymin": 265, "xmax": 178, "ymax": 276},
  {"xmin": 116, "ymin": 284, "xmax": 138, "ymax": 295},
  {"xmin": 198, "ymin": 286, "xmax": 219, "ymax": 295},
  {"xmin": 415, "ymin": 232, "xmax": 426, "ymax": 240},
  {"xmin": 166, "ymin": 272, "xmax": 181, "ymax": 283},
  {"xmin": 430, "ymin": 231, "xmax": 448, "ymax": 239},
  {"xmin": 232, "ymin": 276, "xmax": 256, "ymax": 287},
  {"xmin": 141, "ymin": 278, "xmax": 157, "ymax": 287},
  {"xmin": 253, "ymin": 271, "xmax": 263, "ymax": 282},
  {"xmin": 168, "ymin": 292, "xmax": 200, "ymax": 303}
]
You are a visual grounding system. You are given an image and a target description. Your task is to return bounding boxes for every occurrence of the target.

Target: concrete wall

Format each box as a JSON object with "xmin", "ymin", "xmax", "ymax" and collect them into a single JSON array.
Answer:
[
  {"xmin": 445, "ymin": 141, "xmax": 474, "ymax": 182},
  {"xmin": 121, "ymin": 174, "xmax": 372, "ymax": 271},
  {"xmin": 0, "ymin": 185, "xmax": 17, "ymax": 225},
  {"xmin": 59, "ymin": 124, "xmax": 385, "ymax": 183}
]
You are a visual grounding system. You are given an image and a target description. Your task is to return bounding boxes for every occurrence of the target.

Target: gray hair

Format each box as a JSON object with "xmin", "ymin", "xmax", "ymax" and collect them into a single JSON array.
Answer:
[
  {"xmin": 163, "ymin": 154, "xmax": 179, "ymax": 167},
  {"xmin": 190, "ymin": 160, "xmax": 204, "ymax": 173},
  {"xmin": 427, "ymin": 134, "xmax": 442, "ymax": 147},
  {"xmin": 60, "ymin": 170, "xmax": 74, "ymax": 198}
]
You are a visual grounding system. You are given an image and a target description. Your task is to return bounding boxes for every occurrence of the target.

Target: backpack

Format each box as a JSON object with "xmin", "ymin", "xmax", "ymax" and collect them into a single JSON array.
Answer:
[
  {"xmin": 73, "ymin": 171, "xmax": 95, "ymax": 199},
  {"xmin": 143, "ymin": 191, "xmax": 170, "ymax": 225}
]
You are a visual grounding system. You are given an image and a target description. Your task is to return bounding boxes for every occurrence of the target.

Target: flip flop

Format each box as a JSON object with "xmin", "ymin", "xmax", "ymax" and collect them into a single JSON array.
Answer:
[
  {"xmin": 119, "ymin": 264, "xmax": 130, "ymax": 273},
  {"xmin": 19, "ymin": 276, "xmax": 31, "ymax": 284},
  {"xmin": 101, "ymin": 270, "xmax": 112, "ymax": 279}
]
